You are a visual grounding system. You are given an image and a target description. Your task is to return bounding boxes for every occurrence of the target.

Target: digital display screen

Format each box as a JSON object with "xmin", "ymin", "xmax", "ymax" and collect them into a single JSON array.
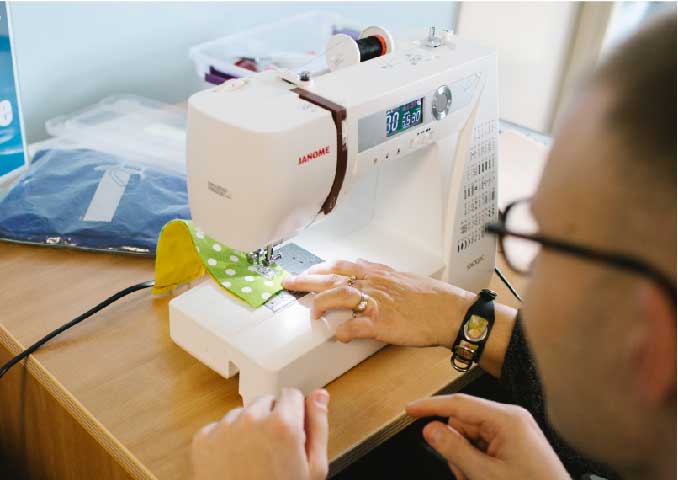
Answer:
[{"xmin": 386, "ymin": 98, "xmax": 423, "ymax": 137}]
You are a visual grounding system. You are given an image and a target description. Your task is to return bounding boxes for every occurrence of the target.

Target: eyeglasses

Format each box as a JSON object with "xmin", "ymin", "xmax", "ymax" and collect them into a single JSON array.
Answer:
[{"xmin": 484, "ymin": 198, "xmax": 677, "ymax": 307}]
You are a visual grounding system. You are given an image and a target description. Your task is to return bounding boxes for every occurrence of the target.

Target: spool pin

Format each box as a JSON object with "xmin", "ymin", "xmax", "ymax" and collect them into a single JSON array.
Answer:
[{"xmin": 326, "ymin": 26, "xmax": 394, "ymax": 72}]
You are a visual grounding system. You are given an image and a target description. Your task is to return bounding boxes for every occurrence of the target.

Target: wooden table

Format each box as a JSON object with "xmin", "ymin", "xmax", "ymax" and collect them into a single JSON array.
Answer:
[{"xmin": 0, "ymin": 130, "xmax": 545, "ymax": 480}]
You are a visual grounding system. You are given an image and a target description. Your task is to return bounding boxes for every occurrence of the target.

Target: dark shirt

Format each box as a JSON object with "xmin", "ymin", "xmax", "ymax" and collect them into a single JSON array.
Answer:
[{"xmin": 499, "ymin": 313, "xmax": 622, "ymax": 480}]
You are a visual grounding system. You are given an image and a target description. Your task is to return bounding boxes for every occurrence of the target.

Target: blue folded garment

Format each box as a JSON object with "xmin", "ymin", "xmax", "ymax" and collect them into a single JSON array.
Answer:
[{"xmin": 0, "ymin": 147, "xmax": 190, "ymax": 255}]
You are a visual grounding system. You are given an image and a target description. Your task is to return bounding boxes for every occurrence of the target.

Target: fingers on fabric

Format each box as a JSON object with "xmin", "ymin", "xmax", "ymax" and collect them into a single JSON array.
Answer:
[{"xmin": 305, "ymin": 389, "xmax": 330, "ymax": 480}]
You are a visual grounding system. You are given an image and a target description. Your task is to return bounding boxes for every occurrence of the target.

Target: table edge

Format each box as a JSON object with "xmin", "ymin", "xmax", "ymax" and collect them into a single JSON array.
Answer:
[
  {"xmin": 2, "ymin": 316, "xmax": 483, "ymax": 479},
  {"xmin": 0, "ymin": 324, "xmax": 157, "ymax": 480},
  {"xmin": 328, "ymin": 366, "xmax": 482, "ymax": 477}
]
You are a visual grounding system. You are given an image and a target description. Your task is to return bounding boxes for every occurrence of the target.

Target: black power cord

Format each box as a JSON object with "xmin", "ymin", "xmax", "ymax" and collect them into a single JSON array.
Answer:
[
  {"xmin": 0, "ymin": 280, "xmax": 154, "ymax": 380},
  {"xmin": 494, "ymin": 266, "xmax": 523, "ymax": 302}
]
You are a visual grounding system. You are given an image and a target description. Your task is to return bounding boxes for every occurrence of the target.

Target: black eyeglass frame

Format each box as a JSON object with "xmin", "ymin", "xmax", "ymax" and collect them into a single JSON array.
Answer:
[{"xmin": 485, "ymin": 198, "xmax": 677, "ymax": 307}]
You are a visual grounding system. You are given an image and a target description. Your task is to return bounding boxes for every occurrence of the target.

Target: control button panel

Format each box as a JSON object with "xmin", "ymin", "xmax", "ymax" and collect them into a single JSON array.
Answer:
[{"xmin": 358, "ymin": 72, "xmax": 483, "ymax": 154}]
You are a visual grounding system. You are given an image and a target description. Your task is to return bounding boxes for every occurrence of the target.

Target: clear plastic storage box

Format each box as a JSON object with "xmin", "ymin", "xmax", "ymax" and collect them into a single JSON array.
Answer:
[
  {"xmin": 189, "ymin": 12, "xmax": 358, "ymax": 85},
  {"xmin": 38, "ymin": 95, "xmax": 187, "ymax": 173}
]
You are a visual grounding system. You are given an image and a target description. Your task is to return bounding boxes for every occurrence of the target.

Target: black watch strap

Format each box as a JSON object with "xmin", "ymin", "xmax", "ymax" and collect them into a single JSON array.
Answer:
[{"xmin": 450, "ymin": 289, "xmax": 497, "ymax": 372}]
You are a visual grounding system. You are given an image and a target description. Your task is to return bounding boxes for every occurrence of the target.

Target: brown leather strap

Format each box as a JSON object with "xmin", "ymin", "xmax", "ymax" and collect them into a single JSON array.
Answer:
[{"xmin": 291, "ymin": 88, "xmax": 347, "ymax": 214}]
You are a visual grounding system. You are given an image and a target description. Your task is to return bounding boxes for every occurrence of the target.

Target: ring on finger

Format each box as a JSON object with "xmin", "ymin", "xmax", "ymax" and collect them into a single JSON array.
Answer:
[
  {"xmin": 352, "ymin": 290, "xmax": 369, "ymax": 314},
  {"xmin": 346, "ymin": 275, "xmax": 357, "ymax": 287}
]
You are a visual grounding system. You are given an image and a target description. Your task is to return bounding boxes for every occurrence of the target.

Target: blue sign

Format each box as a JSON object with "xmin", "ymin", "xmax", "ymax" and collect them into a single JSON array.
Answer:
[{"xmin": 0, "ymin": 2, "xmax": 26, "ymax": 179}]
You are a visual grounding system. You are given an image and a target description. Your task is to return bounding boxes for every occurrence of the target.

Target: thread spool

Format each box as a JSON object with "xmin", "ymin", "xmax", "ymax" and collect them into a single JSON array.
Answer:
[
  {"xmin": 326, "ymin": 26, "xmax": 394, "ymax": 72},
  {"xmin": 357, "ymin": 35, "xmax": 388, "ymax": 62}
]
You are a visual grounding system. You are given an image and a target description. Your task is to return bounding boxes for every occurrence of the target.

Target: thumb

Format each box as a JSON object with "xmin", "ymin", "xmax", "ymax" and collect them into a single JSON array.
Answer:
[
  {"xmin": 305, "ymin": 389, "xmax": 330, "ymax": 480},
  {"xmin": 423, "ymin": 421, "xmax": 494, "ymax": 478}
]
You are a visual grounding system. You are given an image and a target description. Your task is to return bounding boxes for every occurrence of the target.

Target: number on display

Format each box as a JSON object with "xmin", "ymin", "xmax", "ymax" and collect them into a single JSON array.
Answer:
[{"xmin": 386, "ymin": 110, "xmax": 400, "ymax": 135}]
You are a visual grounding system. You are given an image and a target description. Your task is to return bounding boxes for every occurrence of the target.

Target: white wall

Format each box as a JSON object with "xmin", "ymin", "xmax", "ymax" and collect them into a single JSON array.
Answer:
[
  {"xmin": 10, "ymin": 1, "xmax": 457, "ymax": 143},
  {"xmin": 456, "ymin": 2, "xmax": 579, "ymax": 133}
]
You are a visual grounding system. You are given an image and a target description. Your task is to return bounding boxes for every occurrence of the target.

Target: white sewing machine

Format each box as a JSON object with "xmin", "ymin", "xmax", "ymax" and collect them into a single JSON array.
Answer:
[{"xmin": 170, "ymin": 27, "xmax": 498, "ymax": 404}]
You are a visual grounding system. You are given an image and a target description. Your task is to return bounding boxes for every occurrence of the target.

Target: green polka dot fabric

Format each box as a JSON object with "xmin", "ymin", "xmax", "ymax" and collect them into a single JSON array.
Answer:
[{"xmin": 153, "ymin": 219, "xmax": 289, "ymax": 308}]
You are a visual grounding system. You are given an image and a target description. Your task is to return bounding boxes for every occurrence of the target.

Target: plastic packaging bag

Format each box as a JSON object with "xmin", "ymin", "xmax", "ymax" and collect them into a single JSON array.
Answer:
[
  {"xmin": 0, "ymin": 95, "xmax": 190, "ymax": 255},
  {"xmin": 0, "ymin": 147, "xmax": 189, "ymax": 255},
  {"xmin": 42, "ymin": 95, "xmax": 187, "ymax": 174}
]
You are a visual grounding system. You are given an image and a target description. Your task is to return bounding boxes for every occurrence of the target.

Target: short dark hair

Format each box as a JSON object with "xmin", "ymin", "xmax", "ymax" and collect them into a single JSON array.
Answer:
[{"xmin": 594, "ymin": 11, "xmax": 676, "ymax": 183}]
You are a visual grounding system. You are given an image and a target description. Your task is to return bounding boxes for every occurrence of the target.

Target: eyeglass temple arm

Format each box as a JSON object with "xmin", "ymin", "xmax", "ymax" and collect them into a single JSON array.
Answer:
[{"xmin": 484, "ymin": 222, "xmax": 677, "ymax": 307}]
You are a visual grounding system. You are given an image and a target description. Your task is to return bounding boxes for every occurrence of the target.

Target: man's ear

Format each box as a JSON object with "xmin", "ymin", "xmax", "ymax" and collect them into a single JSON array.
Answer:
[{"xmin": 633, "ymin": 280, "xmax": 676, "ymax": 407}]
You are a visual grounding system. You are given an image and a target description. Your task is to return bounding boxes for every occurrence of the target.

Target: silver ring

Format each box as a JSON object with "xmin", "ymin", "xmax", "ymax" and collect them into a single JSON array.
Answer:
[
  {"xmin": 353, "ymin": 290, "xmax": 369, "ymax": 314},
  {"xmin": 347, "ymin": 275, "xmax": 357, "ymax": 287}
]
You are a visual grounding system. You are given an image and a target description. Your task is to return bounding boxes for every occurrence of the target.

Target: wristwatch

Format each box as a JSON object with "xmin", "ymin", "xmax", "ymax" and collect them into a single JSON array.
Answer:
[{"xmin": 450, "ymin": 289, "xmax": 497, "ymax": 372}]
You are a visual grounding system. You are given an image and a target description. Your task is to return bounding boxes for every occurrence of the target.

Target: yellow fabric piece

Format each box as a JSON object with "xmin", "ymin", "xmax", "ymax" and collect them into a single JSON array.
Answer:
[
  {"xmin": 153, "ymin": 219, "xmax": 288, "ymax": 307},
  {"xmin": 152, "ymin": 220, "xmax": 205, "ymax": 296}
]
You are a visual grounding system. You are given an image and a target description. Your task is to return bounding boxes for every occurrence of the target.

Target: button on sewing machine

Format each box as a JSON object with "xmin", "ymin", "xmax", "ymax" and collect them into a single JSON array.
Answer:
[{"xmin": 432, "ymin": 85, "xmax": 453, "ymax": 120}]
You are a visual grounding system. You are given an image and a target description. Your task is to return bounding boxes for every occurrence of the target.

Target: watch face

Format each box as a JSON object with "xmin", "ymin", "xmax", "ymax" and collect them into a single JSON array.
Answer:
[{"xmin": 464, "ymin": 315, "xmax": 489, "ymax": 342}]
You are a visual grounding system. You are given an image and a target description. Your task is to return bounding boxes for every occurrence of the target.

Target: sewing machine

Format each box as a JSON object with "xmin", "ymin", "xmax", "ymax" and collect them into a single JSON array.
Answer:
[{"xmin": 170, "ymin": 26, "xmax": 498, "ymax": 404}]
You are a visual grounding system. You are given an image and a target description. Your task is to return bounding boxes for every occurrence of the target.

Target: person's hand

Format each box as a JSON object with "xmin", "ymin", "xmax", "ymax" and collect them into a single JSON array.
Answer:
[
  {"xmin": 282, "ymin": 259, "xmax": 474, "ymax": 347},
  {"xmin": 191, "ymin": 388, "xmax": 329, "ymax": 480},
  {"xmin": 406, "ymin": 394, "xmax": 570, "ymax": 480}
]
